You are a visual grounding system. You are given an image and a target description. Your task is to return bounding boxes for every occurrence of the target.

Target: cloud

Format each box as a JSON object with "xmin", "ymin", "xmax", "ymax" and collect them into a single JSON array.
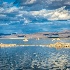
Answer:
[
  {"xmin": 13, "ymin": 0, "xmax": 70, "ymax": 10},
  {"xmin": 25, "ymin": 0, "xmax": 36, "ymax": 4},
  {"xmin": 0, "ymin": 2, "xmax": 70, "ymax": 24},
  {"xmin": 14, "ymin": 0, "xmax": 37, "ymax": 5},
  {"xmin": 29, "ymin": 6, "xmax": 70, "ymax": 21},
  {"xmin": 5, "ymin": 6, "xmax": 18, "ymax": 13}
]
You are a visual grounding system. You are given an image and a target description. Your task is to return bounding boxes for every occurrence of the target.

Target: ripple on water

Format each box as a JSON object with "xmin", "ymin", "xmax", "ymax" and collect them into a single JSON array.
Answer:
[{"xmin": 0, "ymin": 46, "xmax": 70, "ymax": 70}]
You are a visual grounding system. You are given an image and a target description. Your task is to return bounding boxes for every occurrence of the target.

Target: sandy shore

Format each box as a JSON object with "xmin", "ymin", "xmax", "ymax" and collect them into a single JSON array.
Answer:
[{"xmin": 0, "ymin": 42, "xmax": 70, "ymax": 49}]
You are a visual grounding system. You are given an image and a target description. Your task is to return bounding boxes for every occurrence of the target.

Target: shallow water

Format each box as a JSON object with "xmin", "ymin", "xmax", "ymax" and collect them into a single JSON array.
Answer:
[{"xmin": 0, "ymin": 38, "xmax": 70, "ymax": 44}]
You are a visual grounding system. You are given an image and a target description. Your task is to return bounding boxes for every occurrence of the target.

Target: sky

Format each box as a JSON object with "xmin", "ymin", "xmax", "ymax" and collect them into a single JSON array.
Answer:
[
  {"xmin": 3, "ymin": 0, "xmax": 70, "ymax": 9},
  {"xmin": 1, "ymin": 0, "xmax": 70, "ymax": 10},
  {"xmin": 1, "ymin": 0, "xmax": 15, "ymax": 3},
  {"xmin": 0, "ymin": 0, "xmax": 70, "ymax": 34},
  {"xmin": 0, "ymin": 0, "xmax": 70, "ymax": 21}
]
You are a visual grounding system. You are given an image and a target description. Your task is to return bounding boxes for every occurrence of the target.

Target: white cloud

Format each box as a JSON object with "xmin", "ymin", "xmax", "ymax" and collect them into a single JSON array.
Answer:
[
  {"xmin": 0, "ymin": 14, "xmax": 6, "ymax": 17},
  {"xmin": 29, "ymin": 6, "xmax": 70, "ymax": 21},
  {"xmin": 0, "ymin": 2, "xmax": 70, "ymax": 24},
  {"xmin": 64, "ymin": 0, "xmax": 70, "ymax": 5},
  {"xmin": 0, "ymin": 8, "xmax": 4, "ymax": 13},
  {"xmin": 25, "ymin": 0, "xmax": 36, "ymax": 4},
  {"xmin": 5, "ymin": 7, "xmax": 18, "ymax": 13}
]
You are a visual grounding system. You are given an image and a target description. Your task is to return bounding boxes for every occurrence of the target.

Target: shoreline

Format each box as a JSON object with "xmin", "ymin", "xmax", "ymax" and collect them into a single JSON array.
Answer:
[
  {"xmin": 0, "ymin": 30, "xmax": 70, "ymax": 39},
  {"xmin": 0, "ymin": 42, "xmax": 70, "ymax": 49}
]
